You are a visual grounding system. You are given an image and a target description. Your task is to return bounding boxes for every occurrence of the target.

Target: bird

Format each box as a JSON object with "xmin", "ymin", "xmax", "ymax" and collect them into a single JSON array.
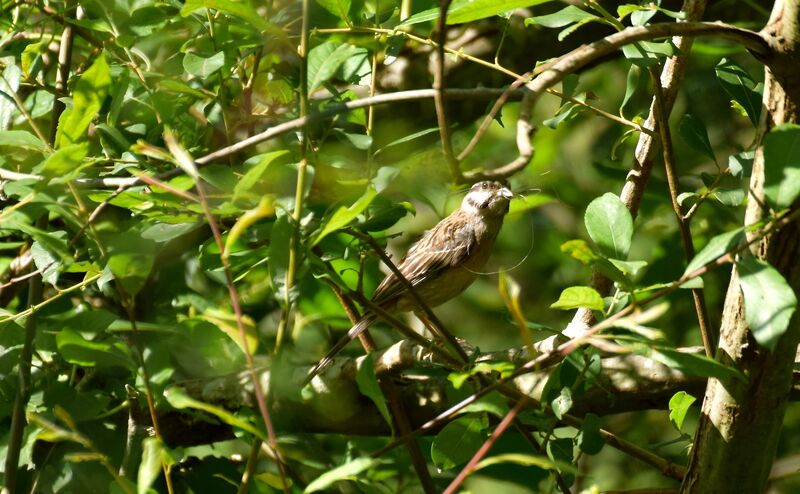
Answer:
[{"xmin": 306, "ymin": 180, "xmax": 514, "ymax": 382}]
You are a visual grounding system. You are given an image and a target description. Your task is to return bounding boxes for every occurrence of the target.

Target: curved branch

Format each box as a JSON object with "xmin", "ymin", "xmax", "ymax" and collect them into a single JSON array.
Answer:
[{"xmin": 469, "ymin": 21, "xmax": 770, "ymax": 182}]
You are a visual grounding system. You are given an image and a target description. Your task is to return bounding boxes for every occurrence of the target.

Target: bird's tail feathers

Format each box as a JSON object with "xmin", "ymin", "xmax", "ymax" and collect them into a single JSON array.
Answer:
[{"xmin": 304, "ymin": 314, "xmax": 377, "ymax": 384}]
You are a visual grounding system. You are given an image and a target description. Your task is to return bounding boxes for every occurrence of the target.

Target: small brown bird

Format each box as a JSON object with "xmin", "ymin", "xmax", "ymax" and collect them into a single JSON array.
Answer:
[{"xmin": 306, "ymin": 180, "xmax": 514, "ymax": 382}]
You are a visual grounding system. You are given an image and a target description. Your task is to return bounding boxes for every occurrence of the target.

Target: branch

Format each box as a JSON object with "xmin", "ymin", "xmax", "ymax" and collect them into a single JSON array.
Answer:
[{"xmin": 467, "ymin": 21, "xmax": 769, "ymax": 182}]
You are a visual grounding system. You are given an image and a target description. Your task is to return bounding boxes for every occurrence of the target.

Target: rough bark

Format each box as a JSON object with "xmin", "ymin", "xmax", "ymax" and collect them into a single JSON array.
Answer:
[{"xmin": 681, "ymin": 1, "xmax": 800, "ymax": 492}]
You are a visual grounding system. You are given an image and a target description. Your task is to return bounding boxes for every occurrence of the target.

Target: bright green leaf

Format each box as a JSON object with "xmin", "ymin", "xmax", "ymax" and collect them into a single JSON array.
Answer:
[
  {"xmin": 316, "ymin": 0, "xmax": 351, "ymax": 22},
  {"xmin": 525, "ymin": 5, "xmax": 597, "ymax": 28},
  {"xmin": 308, "ymin": 42, "xmax": 365, "ymax": 93},
  {"xmin": 647, "ymin": 347, "xmax": 743, "ymax": 382},
  {"xmin": 684, "ymin": 227, "xmax": 744, "ymax": 276},
  {"xmin": 550, "ymin": 286, "xmax": 604, "ymax": 311},
  {"xmin": 138, "ymin": 437, "xmax": 171, "ymax": 494},
  {"xmin": 668, "ymin": 391, "xmax": 696, "ymax": 432},
  {"xmin": 183, "ymin": 51, "xmax": 226, "ymax": 78},
  {"xmin": 0, "ymin": 130, "xmax": 47, "ymax": 152},
  {"xmin": 313, "ymin": 187, "xmax": 378, "ymax": 246},
  {"xmin": 551, "ymin": 387, "xmax": 572, "ymax": 419},
  {"xmin": 763, "ymin": 124, "xmax": 800, "ymax": 210},
  {"xmin": 56, "ymin": 329, "xmax": 135, "ymax": 369},
  {"xmin": 448, "ymin": 0, "xmax": 554, "ymax": 24},
  {"xmin": 304, "ymin": 457, "xmax": 376, "ymax": 493},
  {"xmin": 55, "ymin": 52, "xmax": 110, "ymax": 147},
  {"xmin": 585, "ymin": 193, "xmax": 633, "ymax": 259},
  {"xmin": 737, "ymin": 255, "xmax": 797, "ymax": 352}
]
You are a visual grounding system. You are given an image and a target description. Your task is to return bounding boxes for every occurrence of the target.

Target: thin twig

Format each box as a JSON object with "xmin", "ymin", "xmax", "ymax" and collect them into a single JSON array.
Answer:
[
  {"xmin": 433, "ymin": 0, "xmax": 462, "ymax": 182},
  {"xmin": 649, "ymin": 66, "xmax": 715, "ymax": 356}
]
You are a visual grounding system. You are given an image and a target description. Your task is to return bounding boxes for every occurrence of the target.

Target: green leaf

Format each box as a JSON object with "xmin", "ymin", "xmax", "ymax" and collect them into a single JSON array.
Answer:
[
  {"xmin": 105, "ymin": 230, "xmax": 157, "ymax": 296},
  {"xmin": 316, "ymin": 0, "xmax": 351, "ymax": 22},
  {"xmin": 577, "ymin": 413, "xmax": 604, "ymax": 454},
  {"xmin": 684, "ymin": 227, "xmax": 744, "ymax": 276},
  {"xmin": 308, "ymin": 42, "xmax": 365, "ymax": 93},
  {"xmin": 622, "ymin": 41, "xmax": 678, "ymax": 67},
  {"xmin": 763, "ymin": 124, "xmax": 800, "ymax": 210},
  {"xmin": 312, "ymin": 187, "xmax": 378, "ymax": 246},
  {"xmin": 183, "ymin": 51, "xmax": 226, "ymax": 78},
  {"xmin": 138, "ymin": 437, "xmax": 172, "ymax": 494},
  {"xmin": 716, "ymin": 58, "xmax": 762, "ymax": 126},
  {"xmin": 0, "ymin": 130, "xmax": 47, "ymax": 152},
  {"xmin": 620, "ymin": 64, "xmax": 641, "ymax": 118},
  {"xmin": 56, "ymin": 329, "xmax": 135, "ymax": 369},
  {"xmin": 431, "ymin": 415, "xmax": 487, "ymax": 470},
  {"xmin": 668, "ymin": 391, "xmax": 696, "ymax": 432},
  {"xmin": 474, "ymin": 453, "xmax": 568, "ymax": 473},
  {"xmin": 448, "ymin": 0, "xmax": 554, "ymax": 24},
  {"xmin": 31, "ymin": 240, "xmax": 61, "ymax": 285},
  {"xmin": 584, "ymin": 193, "xmax": 633, "ymax": 259},
  {"xmin": 355, "ymin": 353, "xmax": 393, "ymax": 434},
  {"xmin": 164, "ymin": 387, "xmax": 264, "ymax": 439},
  {"xmin": 550, "ymin": 286, "xmax": 604, "ymax": 311},
  {"xmin": 679, "ymin": 114, "xmax": 716, "ymax": 163},
  {"xmin": 304, "ymin": 457, "xmax": 376, "ymax": 493},
  {"xmin": 647, "ymin": 347, "xmax": 743, "ymax": 382},
  {"xmin": 737, "ymin": 255, "xmax": 798, "ymax": 352},
  {"xmin": 233, "ymin": 150, "xmax": 289, "ymax": 201},
  {"xmin": 55, "ymin": 52, "xmax": 110, "ymax": 147},
  {"xmin": 181, "ymin": 0, "xmax": 280, "ymax": 33},
  {"xmin": 0, "ymin": 63, "xmax": 22, "ymax": 130},
  {"xmin": 36, "ymin": 142, "xmax": 89, "ymax": 182},
  {"xmin": 525, "ymin": 5, "xmax": 597, "ymax": 28}
]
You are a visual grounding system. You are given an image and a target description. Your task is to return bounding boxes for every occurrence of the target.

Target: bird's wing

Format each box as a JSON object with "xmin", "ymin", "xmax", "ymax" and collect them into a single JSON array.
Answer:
[{"xmin": 372, "ymin": 209, "xmax": 476, "ymax": 305}]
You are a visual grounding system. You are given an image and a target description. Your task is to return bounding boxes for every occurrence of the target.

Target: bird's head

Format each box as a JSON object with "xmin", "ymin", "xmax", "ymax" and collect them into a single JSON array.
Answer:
[{"xmin": 461, "ymin": 181, "xmax": 514, "ymax": 217}]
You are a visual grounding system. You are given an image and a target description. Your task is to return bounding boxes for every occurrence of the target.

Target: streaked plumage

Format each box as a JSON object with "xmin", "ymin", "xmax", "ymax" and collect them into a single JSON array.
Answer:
[{"xmin": 306, "ymin": 181, "xmax": 513, "ymax": 382}]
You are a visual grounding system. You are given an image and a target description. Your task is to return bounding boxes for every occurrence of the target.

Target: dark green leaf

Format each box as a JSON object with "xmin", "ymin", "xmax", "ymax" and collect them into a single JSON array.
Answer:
[
  {"xmin": 164, "ymin": 387, "xmax": 264, "ymax": 438},
  {"xmin": 737, "ymin": 255, "xmax": 797, "ymax": 352},
  {"xmin": 431, "ymin": 415, "xmax": 487, "ymax": 470},
  {"xmin": 316, "ymin": 0, "xmax": 352, "ymax": 23},
  {"xmin": 577, "ymin": 413, "xmax": 604, "ymax": 454},
  {"xmin": 56, "ymin": 329, "xmax": 135, "ymax": 369},
  {"xmin": 622, "ymin": 41, "xmax": 678, "ymax": 66},
  {"xmin": 716, "ymin": 58, "xmax": 762, "ymax": 126},
  {"xmin": 308, "ymin": 43, "xmax": 365, "ymax": 93},
  {"xmin": 584, "ymin": 193, "xmax": 633, "ymax": 259},
  {"xmin": 679, "ymin": 114, "xmax": 716, "ymax": 163},
  {"xmin": 105, "ymin": 230, "xmax": 157, "ymax": 296},
  {"xmin": 763, "ymin": 124, "xmax": 800, "ymax": 209}
]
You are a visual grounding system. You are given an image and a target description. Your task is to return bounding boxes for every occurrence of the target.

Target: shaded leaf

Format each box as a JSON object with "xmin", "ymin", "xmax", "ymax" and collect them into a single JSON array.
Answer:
[
  {"xmin": 431, "ymin": 415, "xmax": 487, "ymax": 470},
  {"xmin": 356, "ymin": 353, "xmax": 393, "ymax": 433},
  {"xmin": 679, "ymin": 114, "xmax": 716, "ymax": 163},
  {"xmin": 716, "ymin": 58, "xmax": 762, "ymax": 126},
  {"xmin": 164, "ymin": 387, "xmax": 264, "ymax": 439},
  {"xmin": 316, "ymin": 0, "xmax": 351, "ymax": 23},
  {"xmin": 183, "ymin": 51, "xmax": 225, "ymax": 78},
  {"xmin": 105, "ymin": 230, "xmax": 157, "ymax": 296},
  {"xmin": 56, "ymin": 329, "xmax": 135, "ymax": 369},
  {"xmin": 525, "ymin": 5, "xmax": 597, "ymax": 28},
  {"xmin": 577, "ymin": 413, "xmax": 604, "ymax": 454},
  {"xmin": 647, "ymin": 347, "xmax": 743, "ymax": 382}
]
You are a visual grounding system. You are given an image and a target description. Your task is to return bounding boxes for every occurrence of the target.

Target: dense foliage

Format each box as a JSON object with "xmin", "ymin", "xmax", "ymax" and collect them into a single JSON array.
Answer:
[{"xmin": 1, "ymin": 0, "xmax": 799, "ymax": 493}]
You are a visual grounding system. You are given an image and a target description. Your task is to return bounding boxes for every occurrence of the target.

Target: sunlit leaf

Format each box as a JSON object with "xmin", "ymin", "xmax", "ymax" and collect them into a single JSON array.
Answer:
[
  {"xmin": 737, "ymin": 255, "xmax": 797, "ymax": 352},
  {"xmin": 550, "ymin": 286, "xmax": 604, "ymax": 311},
  {"xmin": 55, "ymin": 52, "xmax": 110, "ymax": 147},
  {"xmin": 304, "ymin": 457, "xmax": 376, "ymax": 493},
  {"xmin": 312, "ymin": 186, "xmax": 378, "ymax": 246},
  {"xmin": 668, "ymin": 391, "xmax": 696, "ymax": 432},
  {"xmin": 763, "ymin": 124, "xmax": 800, "ymax": 210},
  {"xmin": 584, "ymin": 193, "xmax": 633, "ymax": 259},
  {"xmin": 164, "ymin": 386, "xmax": 264, "ymax": 439}
]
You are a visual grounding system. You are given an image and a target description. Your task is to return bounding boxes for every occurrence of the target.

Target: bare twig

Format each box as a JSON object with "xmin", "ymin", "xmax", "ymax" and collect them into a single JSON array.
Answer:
[
  {"xmin": 433, "ymin": 0, "xmax": 462, "ymax": 182},
  {"xmin": 649, "ymin": 66, "xmax": 715, "ymax": 357}
]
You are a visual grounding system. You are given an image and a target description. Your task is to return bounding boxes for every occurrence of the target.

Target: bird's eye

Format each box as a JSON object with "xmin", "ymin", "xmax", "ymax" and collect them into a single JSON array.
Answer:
[{"xmin": 480, "ymin": 182, "xmax": 488, "ymax": 189}]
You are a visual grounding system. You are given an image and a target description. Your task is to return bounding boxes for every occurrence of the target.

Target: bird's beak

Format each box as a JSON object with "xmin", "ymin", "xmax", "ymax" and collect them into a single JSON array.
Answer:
[{"xmin": 500, "ymin": 187, "xmax": 513, "ymax": 200}]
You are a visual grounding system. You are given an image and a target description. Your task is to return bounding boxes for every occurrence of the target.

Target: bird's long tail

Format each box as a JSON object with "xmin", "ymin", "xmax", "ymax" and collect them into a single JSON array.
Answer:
[{"xmin": 304, "ymin": 313, "xmax": 378, "ymax": 384}]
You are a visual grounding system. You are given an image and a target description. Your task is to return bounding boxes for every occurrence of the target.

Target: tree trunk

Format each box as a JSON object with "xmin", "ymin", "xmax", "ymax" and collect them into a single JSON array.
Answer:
[{"xmin": 681, "ymin": 1, "xmax": 800, "ymax": 492}]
